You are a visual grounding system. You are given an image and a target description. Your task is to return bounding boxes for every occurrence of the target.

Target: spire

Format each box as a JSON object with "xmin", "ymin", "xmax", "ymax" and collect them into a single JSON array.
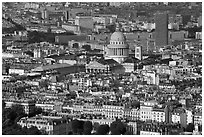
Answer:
[{"xmin": 115, "ymin": 22, "xmax": 121, "ymax": 32}]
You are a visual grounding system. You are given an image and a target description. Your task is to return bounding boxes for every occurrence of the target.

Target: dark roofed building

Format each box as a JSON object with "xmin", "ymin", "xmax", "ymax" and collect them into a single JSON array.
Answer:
[
  {"xmin": 47, "ymin": 54, "xmax": 77, "ymax": 61},
  {"xmin": 32, "ymin": 63, "xmax": 85, "ymax": 75},
  {"xmin": 122, "ymin": 57, "xmax": 140, "ymax": 73},
  {"xmin": 159, "ymin": 58, "xmax": 174, "ymax": 65},
  {"xmin": 85, "ymin": 58, "xmax": 124, "ymax": 73},
  {"xmin": 124, "ymin": 57, "xmax": 140, "ymax": 64},
  {"xmin": 55, "ymin": 35, "xmax": 88, "ymax": 44},
  {"xmin": 98, "ymin": 58, "xmax": 119, "ymax": 66}
]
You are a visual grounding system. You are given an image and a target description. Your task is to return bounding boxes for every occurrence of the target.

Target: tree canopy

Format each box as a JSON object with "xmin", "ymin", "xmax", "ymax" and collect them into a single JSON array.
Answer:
[
  {"xmin": 96, "ymin": 124, "xmax": 110, "ymax": 135},
  {"xmin": 110, "ymin": 120, "xmax": 127, "ymax": 135},
  {"xmin": 2, "ymin": 103, "xmax": 44, "ymax": 135}
]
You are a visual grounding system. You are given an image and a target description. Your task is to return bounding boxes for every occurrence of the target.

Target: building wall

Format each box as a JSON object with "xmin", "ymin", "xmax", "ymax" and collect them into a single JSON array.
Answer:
[
  {"xmin": 135, "ymin": 46, "xmax": 142, "ymax": 60},
  {"xmin": 103, "ymin": 105, "xmax": 124, "ymax": 119},
  {"xmin": 193, "ymin": 114, "xmax": 202, "ymax": 125},
  {"xmin": 9, "ymin": 68, "xmax": 24, "ymax": 75},
  {"xmin": 169, "ymin": 31, "xmax": 188, "ymax": 44},
  {"xmin": 140, "ymin": 105, "xmax": 153, "ymax": 121},
  {"xmin": 151, "ymin": 110, "xmax": 165, "ymax": 122},
  {"xmin": 197, "ymin": 16, "xmax": 202, "ymax": 27},
  {"xmin": 195, "ymin": 32, "xmax": 202, "ymax": 39},
  {"xmin": 75, "ymin": 16, "xmax": 94, "ymax": 30},
  {"xmin": 59, "ymin": 59, "xmax": 77, "ymax": 65},
  {"xmin": 61, "ymin": 24, "xmax": 80, "ymax": 34},
  {"xmin": 36, "ymin": 103, "xmax": 54, "ymax": 112},
  {"xmin": 122, "ymin": 63, "xmax": 135, "ymax": 73},
  {"xmin": 172, "ymin": 114, "xmax": 180, "ymax": 123},
  {"xmin": 127, "ymin": 122, "xmax": 137, "ymax": 135},
  {"xmin": 93, "ymin": 16, "xmax": 110, "ymax": 25},
  {"xmin": 4, "ymin": 100, "xmax": 35, "ymax": 114},
  {"xmin": 155, "ymin": 13, "xmax": 168, "ymax": 49},
  {"xmin": 140, "ymin": 131, "xmax": 161, "ymax": 135}
]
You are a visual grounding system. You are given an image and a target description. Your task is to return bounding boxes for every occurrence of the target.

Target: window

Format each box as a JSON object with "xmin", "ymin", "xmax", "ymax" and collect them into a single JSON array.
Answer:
[{"xmin": 169, "ymin": 34, "xmax": 172, "ymax": 39}]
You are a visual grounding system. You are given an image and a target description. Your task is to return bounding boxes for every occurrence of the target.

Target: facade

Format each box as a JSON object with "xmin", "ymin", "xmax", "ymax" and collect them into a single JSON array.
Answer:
[
  {"xmin": 103, "ymin": 104, "xmax": 124, "ymax": 119},
  {"xmin": 75, "ymin": 16, "xmax": 94, "ymax": 30},
  {"xmin": 142, "ymin": 71, "xmax": 160, "ymax": 85},
  {"xmin": 36, "ymin": 103, "xmax": 54, "ymax": 112},
  {"xmin": 193, "ymin": 112, "xmax": 202, "ymax": 125},
  {"xmin": 85, "ymin": 60, "xmax": 110, "ymax": 73},
  {"xmin": 171, "ymin": 108, "xmax": 187, "ymax": 127},
  {"xmin": 122, "ymin": 57, "xmax": 139, "ymax": 73},
  {"xmin": 105, "ymin": 30, "xmax": 129, "ymax": 63},
  {"xmin": 127, "ymin": 122, "xmax": 137, "ymax": 135},
  {"xmin": 195, "ymin": 32, "xmax": 202, "ymax": 39},
  {"xmin": 17, "ymin": 115, "xmax": 70, "ymax": 135},
  {"xmin": 155, "ymin": 12, "xmax": 168, "ymax": 49},
  {"xmin": 151, "ymin": 108, "xmax": 165, "ymax": 122},
  {"xmin": 61, "ymin": 24, "xmax": 80, "ymax": 34},
  {"xmin": 140, "ymin": 123, "xmax": 163, "ymax": 135},
  {"xmin": 140, "ymin": 130, "xmax": 162, "ymax": 135},
  {"xmin": 4, "ymin": 99, "xmax": 35, "ymax": 114},
  {"xmin": 9, "ymin": 68, "xmax": 25, "ymax": 75},
  {"xmin": 140, "ymin": 105, "xmax": 153, "ymax": 121},
  {"xmin": 34, "ymin": 49, "xmax": 42, "ymax": 58},
  {"xmin": 135, "ymin": 46, "xmax": 142, "ymax": 60},
  {"xmin": 168, "ymin": 31, "xmax": 188, "ymax": 44},
  {"xmin": 197, "ymin": 16, "xmax": 202, "ymax": 27},
  {"xmin": 186, "ymin": 109, "xmax": 193, "ymax": 124},
  {"xmin": 124, "ymin": 107, "xmax": 140, "ymax": 121},
  {"xmin": 41, "ymin": 10, "xmax": 49, "ymax": 19}
]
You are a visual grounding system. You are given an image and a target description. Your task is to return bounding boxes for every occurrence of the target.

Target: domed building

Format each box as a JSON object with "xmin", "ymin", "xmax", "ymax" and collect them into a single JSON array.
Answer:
[{"xmin": 104, "ymin": 30, "xmax": 129, "ymax": 64}]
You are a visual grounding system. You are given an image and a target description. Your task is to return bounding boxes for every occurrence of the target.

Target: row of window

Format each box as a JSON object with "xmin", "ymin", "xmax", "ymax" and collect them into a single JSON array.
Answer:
[
  {"xmin": 112, "ymin": 48, "xmax": 125, "ymax": 56},
  {"xmin": 110, "ymin": 41, "xmax": 124, "ymax": 45},
  {"xmin": 141, "ymin": 116, "xmax": 151, "ymax": 119},
  {"xmin": 152, "ymin": 115, "xmax": 164, "ymax": 118},
  {"xmin": 141, "ymin": 111, "xmax": 164, "ymax": 115},
  {"xmin": 104, "ymin": 106, "xmax": 124, "ymax": 109}
]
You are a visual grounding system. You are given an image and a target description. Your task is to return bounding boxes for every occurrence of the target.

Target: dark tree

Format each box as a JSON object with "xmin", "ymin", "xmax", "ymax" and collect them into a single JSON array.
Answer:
[
  {"xmin": 186, "ymin": 123, "xmax": 194, "ymax": 132},
  {"xmin": 83, "ymin": 121, "xmax": 93, "ymax": 135},
  {"xmin": 27, "ymin": 126, "xmax": 42, "ymax": 135},
  {"xmin": 78, "ymin": 120, "xmax": 85, "ymax": 134},
  {"xmin": 96, "ymin": 124, "xmax": 110, "ymax": 135},
  {"xmin": 93, "ymin": 122, "xmax": 100, "ymax": 131},
  {"xmin": 71, "ymin": 119, "xmax": 81, "ymax": 134},
  {"xmin": 6, "ymin": 104, "xmax": 25, "ymax": 124},
  {"xmin": 82, "ymin": 45, "xmax": 91, "ymax": 51},
  {"xmin": 28, "ymin": 107, "xmax": 43, "ymax": 117},
  {"xmin": 110, "ymin": 120, "xmax": 127, "ymax": 135},
  {"xmin": 106, "ymin": 24, "xmax": 116, "ymax": 33},
  {"xmin": 73, "ymin": 43, "xmax": 79, "ymax": 49},
  {"xmin": 71, "ymin": 119, "xmax": 85, "ymax": 134},
  {"xmin": 131, "ymin": 100, "xmax": 140, "ymax": 108},
  {"xmin": 124, "ymin": 130, "xmax": 133, "ymax": 135},
  {"xmin": 24, "ymin": 50, "xmax": 34, "ymax": 57}
]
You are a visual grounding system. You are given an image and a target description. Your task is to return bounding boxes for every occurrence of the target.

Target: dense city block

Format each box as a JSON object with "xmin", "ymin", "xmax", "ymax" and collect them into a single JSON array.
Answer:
[{"xmin": 2, "ymin": 2, "xmax": 202, "ymax": 135}]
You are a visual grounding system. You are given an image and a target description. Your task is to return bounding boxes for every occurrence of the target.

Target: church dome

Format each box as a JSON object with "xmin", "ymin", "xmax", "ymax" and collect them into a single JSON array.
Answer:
[{"xmin": 110, "ymin": 31, "xmax": 125, "ymax": 42}]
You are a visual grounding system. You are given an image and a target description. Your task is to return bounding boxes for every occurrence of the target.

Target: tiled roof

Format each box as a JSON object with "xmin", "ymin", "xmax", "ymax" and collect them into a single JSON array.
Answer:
[
  {"xmin": 32, "ymin": 63, "xmax": 72, "ymax": 72},
  {"xmin": 124, "ymin": 57, "xmax": 140, "ymax": 63}
]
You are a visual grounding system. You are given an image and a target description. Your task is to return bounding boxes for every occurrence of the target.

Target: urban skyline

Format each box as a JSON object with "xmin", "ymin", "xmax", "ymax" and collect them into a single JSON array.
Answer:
[{"xmin": 2, "ymin": 2, "xmax": 202, "ymax": 135}]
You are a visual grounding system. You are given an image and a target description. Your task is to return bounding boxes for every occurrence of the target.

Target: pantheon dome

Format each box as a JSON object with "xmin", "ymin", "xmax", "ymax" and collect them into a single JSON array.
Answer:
[
  {"xmin": 110, "ymin": 31, "xmax": 126, "ymax": 42},
  {"xmin": 104, "ymin": 30, "xmax": 129, "ymax": 63}
]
